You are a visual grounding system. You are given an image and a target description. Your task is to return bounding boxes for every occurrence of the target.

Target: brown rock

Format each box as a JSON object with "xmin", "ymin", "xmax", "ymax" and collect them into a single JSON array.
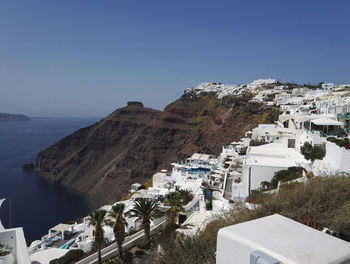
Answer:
[{"xmin": 35, "ymin": 94, "xmax": 273, "ymax": 207}]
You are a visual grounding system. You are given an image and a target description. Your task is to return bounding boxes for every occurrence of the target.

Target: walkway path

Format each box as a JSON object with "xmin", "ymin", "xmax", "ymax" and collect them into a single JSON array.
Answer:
[
  {"xmin": 76, "ymin": 217, "xmax": 167, "ymax": 264},
  {"xmin": 224, "ymin": 174, "xmax": 233, "ymax": 200}
]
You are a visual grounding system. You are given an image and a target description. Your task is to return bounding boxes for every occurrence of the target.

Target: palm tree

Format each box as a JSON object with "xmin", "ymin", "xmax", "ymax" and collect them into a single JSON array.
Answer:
[
  {"xmin": 177, "ymin": 189, "xmax": 193, "ymax": 205},
  {"xmin": 125, "ymin": 199, "xmax": 162, "ymax": 244},
  {"xmin": 88, "ymin": 209, "xmax": 107, "ymax": 264},
  {"xmin": 166, "ymin": 192, "xmax": 183, "ymax": 225},
  {"xmin": 109, "ymin": 204, "xmax": 127, "ymax": 259}
]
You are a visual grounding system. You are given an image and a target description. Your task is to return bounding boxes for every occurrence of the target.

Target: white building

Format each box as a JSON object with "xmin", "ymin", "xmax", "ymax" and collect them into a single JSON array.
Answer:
[
  {"xmin": 231, "ymin": 143, "xmax": 308, "ymax": 199},
  {"xmin": 274, "ymin": 85, "xmax": 286, "ymax": 91},
  {"xmin": 185, "ymin": 82, "xmax": 239, "ymax": 98},
  {"xmin": 292, "ymin": 87, "xmax": 310, "ymax": 96},
  {"xmin": 301, "ymin": 116, "xmax": 343, "ymax": 145},
  {"xmin": 0, "ymin": 199, "xmax": 31, "ymax": 264},
  {"xmin": 322, "ymin": 83, "xmax": 334, "ymax": 91},
  {"xmin": 277, "ymin": 111, "xmax": 343, "ymax": 147},
  {"xmin": 251, "ymin": 124, "xmax": 290, "ymax": 144},
  {"xmin": 217, "ymin": 214, "xmax": 350, "ymax": 264},
  {"xmin": 247, "ymin": 78, "xmax": 276, "ymax": 90}
]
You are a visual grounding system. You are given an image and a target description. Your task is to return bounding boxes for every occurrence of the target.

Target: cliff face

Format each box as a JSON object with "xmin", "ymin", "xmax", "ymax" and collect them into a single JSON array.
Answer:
[{"xmin": 35, "ymin": 93, "xmax": 276, "ymax": 206}]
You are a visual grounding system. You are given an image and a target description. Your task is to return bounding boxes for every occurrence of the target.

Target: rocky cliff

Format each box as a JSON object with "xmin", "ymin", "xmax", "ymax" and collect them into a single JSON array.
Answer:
[
  {"xmin": 35, "ymin": 92, "xmax": 279, "ymax": 206},
  {"xmin": 0, "ymin": 113, "xmax": 31, "ymax": 121}
]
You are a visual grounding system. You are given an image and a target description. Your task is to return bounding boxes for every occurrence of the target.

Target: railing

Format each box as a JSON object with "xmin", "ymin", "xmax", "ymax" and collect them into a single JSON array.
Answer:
[{"xmin": 222, "ymin": 171, "xmax": 228, "ymax": 196}]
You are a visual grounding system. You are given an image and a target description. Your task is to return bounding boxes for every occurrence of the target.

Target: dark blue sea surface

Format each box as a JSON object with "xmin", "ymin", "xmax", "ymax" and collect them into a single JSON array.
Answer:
[{"xmin": 0, "ymin": 117, "xmax": 99, "ymax": 242}]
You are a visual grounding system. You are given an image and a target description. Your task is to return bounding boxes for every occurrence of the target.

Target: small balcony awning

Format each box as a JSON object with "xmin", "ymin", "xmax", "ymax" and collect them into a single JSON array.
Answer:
[
  {"xmin": 311, "ymin": 117, "xmax": 343, "ymax": 126},
  {"xmin": 49, "ymin": 223, "xmax": 71, "ymax": 233}
]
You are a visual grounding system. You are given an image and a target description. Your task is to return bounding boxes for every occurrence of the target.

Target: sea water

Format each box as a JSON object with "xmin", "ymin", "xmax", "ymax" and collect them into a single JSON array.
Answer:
[{"xmin": 0, "ymin": 117, "xmax": 99, "ymax": 242}]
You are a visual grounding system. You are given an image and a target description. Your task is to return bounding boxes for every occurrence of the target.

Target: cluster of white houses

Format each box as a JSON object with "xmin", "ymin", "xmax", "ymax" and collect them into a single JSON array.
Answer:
[{"xmin": 1, "ymin": 78, "xmax": 350, "ymax": 263}]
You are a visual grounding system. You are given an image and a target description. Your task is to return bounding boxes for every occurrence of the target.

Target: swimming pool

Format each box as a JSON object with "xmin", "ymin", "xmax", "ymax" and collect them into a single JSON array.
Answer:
[
  {"xmin": 183, "ymin": 167, "xmax": 210, "ymax": 178},
  {"xmin": 61, "ymin": 239, "xmax": 75, "ymax": 249}
]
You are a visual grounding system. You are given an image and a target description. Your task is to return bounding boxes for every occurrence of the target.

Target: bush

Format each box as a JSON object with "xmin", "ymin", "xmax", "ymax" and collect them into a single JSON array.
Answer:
[
  {"xmin": 138, "ymin": 184, "xmax": 146, "ymax": 190},
  {"xmin": 300, "ymin": 142, "xmax": 326, "ymax": 161},
  {"xmin": 106, "ymin": 251, "xmax": 133, "ymax": 264},
  {"xmin": 205, "ymin": 199, "xmax": 213, "ymax": 210},
  {"xmin": 331, "ymin": 201, "xmax": 350, "ymax": 241},
  {"xmin": 135, "ymin": 249, "xmax": 145, "ymax": 258},
  {"xmin": 154, "ymin": 234, "xmax": 216, "ymax": 264},
  {"xmin": 123, "ymin": 251, "xmax": 133, "ymax": 264},
  {"xmin": 49, "ymin": 249, "xmax": 84, "ymax": 264},
  {"xmin": 271, "ymin": 166, "xmax": 304, "ymax": 188},
  {"xmin": 103, "ymin": 258, "xmax": 127, "ymax": 264},
  {"xmin": 260, "ymin": 181, "xmax": 273, "ymax": 191},
  {"xmin": 245, "ymin": 101, "xmax": 263, "ymax": 114},
  {"xmin": 246, "ymin": 190, "xmax": 274, "ymax": 204},
  {"xmin": 266, "ymin": 108, "xmax": 282, "ymax": 123},
  {"xmin": 327, "ymin": 137, "xmax": 350, "ymax": 149},
  {"xmin": 200, "ymin": 109, "xmax": 209, "ymax": 116}
]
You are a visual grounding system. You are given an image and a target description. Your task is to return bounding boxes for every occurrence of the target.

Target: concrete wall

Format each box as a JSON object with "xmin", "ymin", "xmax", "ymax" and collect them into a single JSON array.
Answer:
[
  {"xmin": 250, "ymin": 165, "xmax": 286, "ymax": 190},
  {"xmin": 297, "ymin": 130, "xmax": 326, "ymax": 149},
  {"xmin": 152, "ymin": 173, "xmax": 166, "ymax": 188},
  {"xmin": 0, "ymin": 229, "xmax": 17, "ymax": 263},
  {"xmin": 232, "ymin": 165, "xmax": 287, "ymax": 199},
  {"xmin": 0, "ymin": 228, "xmax": 31, "ymax": 264},
  {"xmin": 216, "ymin": 214, "xmax": 350, "ymax": 264},
  {"xmin": 325, "ymin": 141, "xmax": 350, "ymax": 173},
  {"xmin": 217, "ymin": 229, "xmax": 251, "ymax": 264},
  {"xmin": 231, "ymin": 181, "xmax": 248, "ymax": 199}
]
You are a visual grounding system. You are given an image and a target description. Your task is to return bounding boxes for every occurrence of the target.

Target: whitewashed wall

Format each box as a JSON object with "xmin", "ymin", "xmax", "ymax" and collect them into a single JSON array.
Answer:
[
  {"xmin": 232, "ymin": 165, "xmax": 288, "ymax": 199},
  {"xmin": 324, "ymin": 141, "xmax": 350, "ymax": 173},
  {"xmin": 250, "ymin": 165, "xmax": 287, "ymax": 190}
]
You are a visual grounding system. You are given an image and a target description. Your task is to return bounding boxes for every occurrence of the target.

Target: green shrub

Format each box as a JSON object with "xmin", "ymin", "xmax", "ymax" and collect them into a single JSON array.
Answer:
[
  {"xmin": 138, "ymin": 184, "xmax": 146, "ymax": 190},
  {"xmin": 300, "ymin": 142, "xmax": 325, "ymax": 161},
  {"xmin": 266, "ymin": 108, "xmax": 282, "ymax": 123},
  {"xmin": 135, "ymin": 249, "xmax": 145, "ymax": 258},
  {"xmin": 331, "ymin": 201, "xmax": 350, "ymax": 241},
  {"xmin": 327, "ymin": 137, "xmax": 350, "ymax": 148},
  {"xmin": 271, "ymin": 166, "xmax": 304, "ymax": 188},
  {"xmin": 200, "ymin": 109, "xmax": 209, "ymax": 116},
  {"xmin": 123, "ymin": 251, "xmax": 133, "ymax": 264},
  {"xmin": 246, "ymin": 190, "xmax": 274, "ymax": 204},
  {"xmin": 205, "ymin": 199, "xmax": 213, "ymax": 210},
  {"xmin": 103, "ymin": 258, "xmax": 127, "ymax": 264},
  {"xmin": 260, "ymin": 181, "xmax": 273, "ymax": 191},
  {"xmin": 155, "ymin": 234, "xmax": 216, "ymax": 264},
  {"xmin": 49, "ymin": 249, "xmax": 84, "ymax": 264}
]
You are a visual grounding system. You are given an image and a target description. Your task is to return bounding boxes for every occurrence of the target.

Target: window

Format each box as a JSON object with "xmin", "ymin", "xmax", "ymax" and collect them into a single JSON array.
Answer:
[{"xmin": 288, "ymin": 139, "xmax": 295, "ymax": 148}]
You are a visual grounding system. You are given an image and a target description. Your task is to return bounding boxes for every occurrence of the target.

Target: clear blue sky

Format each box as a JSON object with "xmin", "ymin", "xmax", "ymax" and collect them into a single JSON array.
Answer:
[{"xmin": 1, "ymin": 0, "xmax": 349, "ymax": 117}]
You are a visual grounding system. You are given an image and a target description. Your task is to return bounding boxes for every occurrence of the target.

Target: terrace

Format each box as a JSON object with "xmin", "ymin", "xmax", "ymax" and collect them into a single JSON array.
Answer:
[{"xmin": 303, "ymin": 117, "xmax": 343, "ymax": 144}]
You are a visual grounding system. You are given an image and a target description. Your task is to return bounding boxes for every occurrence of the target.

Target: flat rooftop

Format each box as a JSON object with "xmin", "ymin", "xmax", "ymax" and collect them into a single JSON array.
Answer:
[
  {"xmin": 218, "ymin": 214, "xmax": 350, "ymax": 264},
  {"xmin": 246, "ymin": 143, "xmax": 308, "ymax": 167}
]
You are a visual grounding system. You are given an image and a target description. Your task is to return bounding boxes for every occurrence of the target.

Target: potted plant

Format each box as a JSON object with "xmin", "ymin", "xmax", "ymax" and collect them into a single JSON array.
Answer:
[
  {"xmin": 0, "ymin": 243, "xmax": 15, "ymax": 264},
  {"xmin": 234, "ymin": 177, "xmax": 241, "ymax": 183}
]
